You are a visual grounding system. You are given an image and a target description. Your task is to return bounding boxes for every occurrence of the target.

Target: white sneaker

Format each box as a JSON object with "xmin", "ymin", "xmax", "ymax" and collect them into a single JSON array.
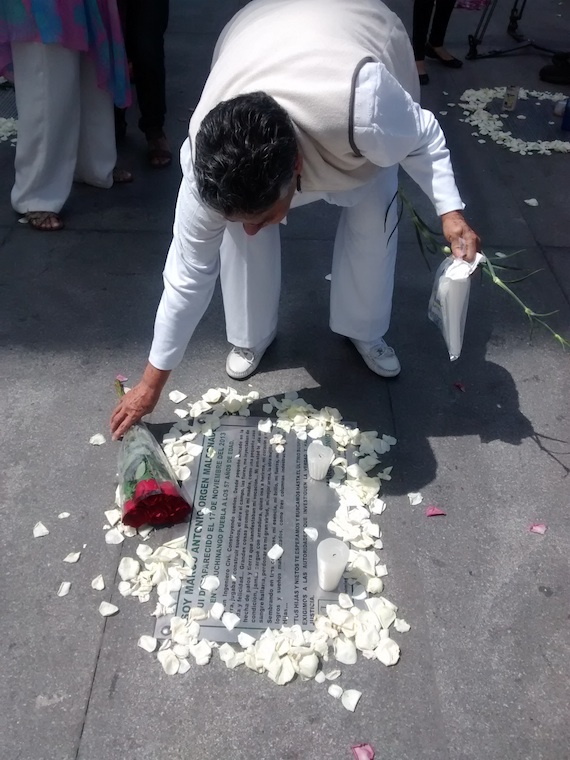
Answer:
[
  {"xmin": 226, "ymin": 331, "xmax": 276, "ymax": 380},
  {"xmin": 351, "ymin": 337, "xmax": 401, "ymax": 378}
]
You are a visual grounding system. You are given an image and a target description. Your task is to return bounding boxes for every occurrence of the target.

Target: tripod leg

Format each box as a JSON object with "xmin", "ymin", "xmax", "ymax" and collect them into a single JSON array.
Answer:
[{"xmin": 466, "ymin": 0, "xmax": 500, "ymax": 60}]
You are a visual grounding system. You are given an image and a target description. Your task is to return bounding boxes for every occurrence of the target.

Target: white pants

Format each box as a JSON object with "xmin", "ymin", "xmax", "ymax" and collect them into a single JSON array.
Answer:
[
  {"xmin": 11, "ymin": 42, "xmax": 116, "ymax": 214},
  {"xmin": 219, "ymin": 165, "xmax": 400, "ymax": 348}
]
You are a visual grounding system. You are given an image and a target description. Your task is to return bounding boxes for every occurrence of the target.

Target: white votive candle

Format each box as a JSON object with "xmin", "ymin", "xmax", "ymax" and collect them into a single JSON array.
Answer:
[{"xmin": 317, "ymin": 538, "xmax": 349, "ymax": 591}]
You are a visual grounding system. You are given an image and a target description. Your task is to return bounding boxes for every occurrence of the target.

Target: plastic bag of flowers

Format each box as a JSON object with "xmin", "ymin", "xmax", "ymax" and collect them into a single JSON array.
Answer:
[{"xmin": 115, "ymin": 385, "xmax": 192, "ymax": 528}]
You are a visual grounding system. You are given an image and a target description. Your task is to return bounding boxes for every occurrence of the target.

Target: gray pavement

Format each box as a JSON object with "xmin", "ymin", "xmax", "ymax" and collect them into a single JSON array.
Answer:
[{"xmin": 1, "ymin": 1, "xmax": 569, "ymax": 759}]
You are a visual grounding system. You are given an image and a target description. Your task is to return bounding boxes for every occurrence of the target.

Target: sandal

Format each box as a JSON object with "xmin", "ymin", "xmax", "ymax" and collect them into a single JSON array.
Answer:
[
  {"xmin": 24, "ymin": 211, "xmax": 64, "ymax": 231},
  {"xmin": 112, "ymin": 167, "xmax": 134, "ymax": 184},
  {"xmin": 146, "ymin": 133, "xmax": 172, "ymax": 169}
]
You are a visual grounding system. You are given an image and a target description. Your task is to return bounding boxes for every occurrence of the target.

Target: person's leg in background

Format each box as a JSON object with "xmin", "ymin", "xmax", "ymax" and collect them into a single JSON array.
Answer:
[
  {"xmin": 220, "ymin": 222, "xmax": 282, "ymax": 379},
  {"xmin": 74, "ymin": 54, "xmax": 117, "ymax": 189},
  {"xmin": 412, "ymin": 0, "xmax": 436, "ymax": 84},
  {"xmin": 425, "ymin": 0, "xmax": 463, "ymax": 65},
  {"xmin": 10, "ymin": 42, "xmax": 81, "ymax": 230},
  {"xmin": 329, "ymin": 166, "xmax": 401, "ymax": 378},
  {"xmin": 126, "ymin": 0, "xmax": 171, "ymax": 167}
]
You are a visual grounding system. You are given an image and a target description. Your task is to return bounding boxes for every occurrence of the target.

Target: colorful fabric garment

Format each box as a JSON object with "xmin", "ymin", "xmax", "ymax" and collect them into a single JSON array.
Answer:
[{"xmin": 0, "ymin": 0, "xmax": 130, "ymax": 106}]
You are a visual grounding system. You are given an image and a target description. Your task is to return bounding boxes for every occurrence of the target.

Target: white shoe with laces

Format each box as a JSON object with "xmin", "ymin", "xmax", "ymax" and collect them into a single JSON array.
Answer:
[
  {"xmin": 351, "ymin": 337, "xmax": 401, "ymax": 378},
  {"xmin": 225, "ymin": 331, "xmax": 276, "ymax": 380}
]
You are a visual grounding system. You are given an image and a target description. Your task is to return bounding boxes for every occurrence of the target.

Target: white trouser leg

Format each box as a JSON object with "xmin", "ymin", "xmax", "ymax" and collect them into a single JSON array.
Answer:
[
  {"xmin": 329, "ymin": 165, "xmax": 400, "ymax": 342},
  {"xmin": 74, "ymin": 54, "xmax": 115, "ymax": 188},
  {"xmin": 11, "ymin": 42, "xmax": 80, "ymax": 213},
  {"xmin": 220, "ymin": 222, "xmax": 281, "ymax": 348}
]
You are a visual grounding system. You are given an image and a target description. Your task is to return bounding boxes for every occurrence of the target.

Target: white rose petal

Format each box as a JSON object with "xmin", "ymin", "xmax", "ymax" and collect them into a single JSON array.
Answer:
[
  {"xmin": 375, "ymin": 636, "xmax": 400, "ymax": 666},
  {"xmin": 222, "ymin": 612, "xmax": 241, "ymax": 631},
  {"xmin": 104, "ymin": 527, "xmax": 125, "ymax": 545},
  {"xmin": 407, "ymin": 492, "xmax": 423, "ymax": 506},
  {"xmin": 33, "ymin": 522, "xmax": 49, "ymax": 538},
  {"xmin": 325, "ymin": 669, "xmax": 342, "ymax": 680},
  {"xmin": 57, "ymin": 582, "xmax": 71, "ymax": 597},
  {"xmin": 394, "ymin": 618, "xmax": 411, "ymax": 633},
  {"xmin": 341, "ymin": 689, "xmax": 362, "ymax": 712},
  {"xmin": 174, "ymin": 408, "xmax": 189, "ymax": 419},
  {"xmin": 524, "ymin": 198, "xmax": 539, "ymax": 206},
  {"xmin": 315, "ymin": 670, "xmax": 326, "ymax": 683},
  {"xmin": 58, "ymin": 512, "xmax": 70, "ymax": 519},
  {"xmin": 157, "ymin": 649, "xmax": 180, "ymax": 675},
  {"xmin": 91, "ymin": 575, "xmax": 105, "ymax": 590},
  {"xmin": 63, "ymin": 552, "xmax": 81, "ymax": 563},
  {"xmin": 200, "ymin": 575, "xmax": 220, "ymax": 592},
  {"xmin": 89, "ymin": 434, "xmax": 106, "ymax": 446},
  {"xmin": 136, "ymin": 544, "xmax": 153, "ymax": 561},
  {"xmin": 210, "ymin": 602, "xmax": 224, "ymax": 620},
  {"xmin": 262, "ymin": 403, "xmax": 273, "ymax": 414},
  {"xmin": 138, "ymin": 635, "xmax": 158, "ymax": 652},
  {"xmin": 168, "ymin": 390, "xmax": 188, "ymax": 403},
  {"xmin": 328, "ymin": 684, "xmax": 343, "ymax": 699},
  {"xmin": 304, "ymin": 527, "xmax": 318, "ymax": 542},
  {"xmin": 98, "ymin": 602, "xmax": 119, "ymax": 617},
  {"xmin": 267, "ymin": 544, "xmax": 284, "ymax": 561},
  {"xmin": 118, "ymin": 557, "xmax": 140, "ymax": 581},
  {"xmin": 237, "ymin": 632, "xmax": 256, "ymax": 648},
  {"xmin": 105, "ymin": 508, "xmax": 122, "ymax": 527}
]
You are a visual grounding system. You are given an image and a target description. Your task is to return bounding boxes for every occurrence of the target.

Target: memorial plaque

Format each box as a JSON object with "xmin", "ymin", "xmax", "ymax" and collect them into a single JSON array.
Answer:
[{"xmin": 167, "ymin": 417, "xmax": 349, "ymax": 643}]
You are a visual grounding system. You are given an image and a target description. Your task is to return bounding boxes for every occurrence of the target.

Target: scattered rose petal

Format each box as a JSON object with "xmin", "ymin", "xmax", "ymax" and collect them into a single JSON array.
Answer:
[
  {"xmin": 200, "ymin": 575, "xmax": 220, "ymax": 592},
  {"xmin": 104, "ymin": 527, "xmax": 125, "ymax": 544},
  {"xmin": 453, "ymin": 381, "xmax": 466, "ymax": 392},
  {"xmin": 325, "ymin": 273, "xmax": 332, "ymax": 281},
  {"xmin": 174, "ymin": 408, "xmax": 189, "ymax": 419},
  {"xmin": 206, "ymin": 446, "xmax": 217, "ymax": 458},
  {"xmin": 33, "ymin": 522, "xmax": 49, "ymax": 538},
  {"xmin": 342, "ymin": 689, "xmax": 362, "ymax": 712},
  {"xmin": 425, "ymin": 506, "xmax": 446, "ymax": 517},
  {"xmin": 325, "ymin": 669, "xmax": 342, "ymax": 680},
  {"xmin": 315, "ymin": 671, "xmax": 326, "ymax": 683},
  {"xmin": 91, "ymin": 575, "xmax": 105, "ymax": 591},
  {"xmin": 136, "ymin": 544, "xmax": 153, "ymax": 561},
  {"xmin": 222, "ymin": 612, "xmax": 241, "ymax": 631},
  {"xmin": 352, "ymin": 744, "xmax": 375, "ymax": 760},
  {"xmin": 157, "ymin": 649, "xmax": 179, "ymax": 675},
  {"xmin": 328, "ymin": 684, "xmax": 343, "ymax": 699},
  {"xmin": 407, "ymin": 492, "xmax": 422, "ymax": 506},
  {"xmin": 262, "ymin": 403, "xmax": 273, "ymax": 414},
  {"xmin": 237, "ymin": 632, "xmax": 256, "ymax": 648},
  {"xmin": 57, "ymin": 582, "xmax": 71, "ymax": 597},
  {"xmin": 104, "ymin": 508, "xmax": 122, "ymax": 527},
  {"xmin": 394, "ymin": 618, "xmax": 411, "ymax": 633},
  {"xmin": 267, "ymin": 544, "xmax": 284, "ymax": 561},
  {"xmin": 118, "ymin": 557, "xmax": 140, "ymax": 581},
  {"xmin": 524, "ymin": 198, "xmax": 539, "ymax": 206},
  {"xmin": 63, "ymin": 552, "xmax": 81, "ymax": 563},
  {"xmin": 439, "ymin": 110, "xmax": 448, "ymax": 115},
  {"xmin": 168, "ymin": 390, "xmax": 187, "ymax": 403},
  {"xmin": 98, "ymin": 602, "xmax": 119, "ymax": 617},
  {"xmin": 138, "ymin": 635, "xmax": 157, "ymax": 652},
  {"xmin": 529, "ymin": 523, "xmax": 547, "ymax": 534},
  {"xmin": 89, "ymin": 434, "xmax": 106, "ymax": 446},
  {"xmin": 58, "ymin": 512, "xmax": 70, "ymax": 519},
  {"xmin": 210, "ymin": 602, "xmax": 224, "ymax": 620},
  {"xmin": 304, "ymin": 527, "xmax": 318, "ymax": 542}
]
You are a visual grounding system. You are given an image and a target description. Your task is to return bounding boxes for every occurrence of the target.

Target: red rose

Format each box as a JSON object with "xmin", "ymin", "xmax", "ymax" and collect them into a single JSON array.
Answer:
[
  {"xmin": 134, "ymin": 478, "xmax": 161, "ymax": 500},
  {"xmin": 122, "ymin": 488, "xmax": 191, "ymax": 528}
]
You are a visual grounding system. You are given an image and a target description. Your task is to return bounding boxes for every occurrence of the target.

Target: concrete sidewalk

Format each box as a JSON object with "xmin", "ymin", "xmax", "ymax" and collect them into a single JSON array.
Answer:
[{"xmin": 1, "ymin": 1, "xmax": 569, "ymax": 759}]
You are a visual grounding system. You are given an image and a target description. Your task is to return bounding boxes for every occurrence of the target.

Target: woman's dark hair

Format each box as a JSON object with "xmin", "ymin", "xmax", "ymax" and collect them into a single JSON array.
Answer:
[{"xmin": 194, "ymin": 92, "xmax": 298, "ymax": 217}]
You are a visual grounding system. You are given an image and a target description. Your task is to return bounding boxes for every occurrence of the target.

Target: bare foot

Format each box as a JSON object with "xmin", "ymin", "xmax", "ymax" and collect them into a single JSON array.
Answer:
[{"xmin": 24, "ymin": 211, "xmax": 64, "ymax": 231}]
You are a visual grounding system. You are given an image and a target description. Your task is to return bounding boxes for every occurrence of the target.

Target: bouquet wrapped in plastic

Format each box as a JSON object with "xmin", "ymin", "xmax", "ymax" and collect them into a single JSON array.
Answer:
[{"xmin": 116, "ymin": 383, "xmax": 192, "ymax": 528}]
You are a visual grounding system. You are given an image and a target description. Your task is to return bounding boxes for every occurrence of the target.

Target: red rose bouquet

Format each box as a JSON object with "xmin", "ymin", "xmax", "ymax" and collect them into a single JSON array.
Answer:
[{"xmin": 115, "ymin": 382, "xmax": 192, "ymax": 528}]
